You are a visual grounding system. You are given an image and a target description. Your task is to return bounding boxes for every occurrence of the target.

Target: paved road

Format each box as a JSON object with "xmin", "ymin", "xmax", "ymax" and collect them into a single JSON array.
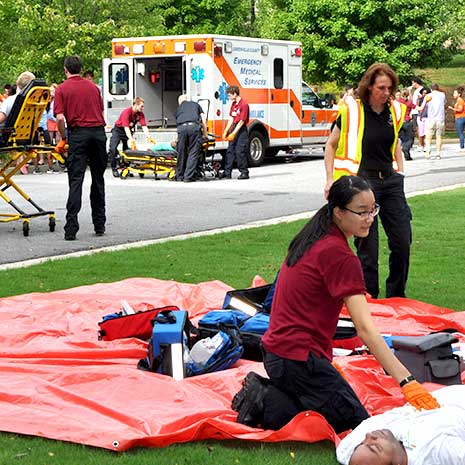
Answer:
[{"xmin": 2, "ymin": 144, "xmax": 465, "ymax": 266}]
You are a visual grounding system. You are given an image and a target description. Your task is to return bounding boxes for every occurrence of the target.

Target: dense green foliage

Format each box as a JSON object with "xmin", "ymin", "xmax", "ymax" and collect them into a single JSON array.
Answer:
[{"xmin": 0, "ymin": 0, "xmax": 463, "ymax": 91}]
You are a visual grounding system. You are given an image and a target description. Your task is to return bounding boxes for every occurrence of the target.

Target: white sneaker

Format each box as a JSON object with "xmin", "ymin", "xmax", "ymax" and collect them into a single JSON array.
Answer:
[{"xmin": 425, "ymin": 150, "xmax": 431, "ymax": 159}]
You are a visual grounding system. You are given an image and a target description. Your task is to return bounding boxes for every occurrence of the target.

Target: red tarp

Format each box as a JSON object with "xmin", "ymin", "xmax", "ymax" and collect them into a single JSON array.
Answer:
[{"xmin": 0, "ymin": 277, "xmax": 464, "ymax": 451}]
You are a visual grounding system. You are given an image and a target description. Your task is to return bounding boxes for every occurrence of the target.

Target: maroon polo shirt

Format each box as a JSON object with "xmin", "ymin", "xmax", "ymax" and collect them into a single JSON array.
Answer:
[
  {"xmin": 54, "ymin": 76, "xmax": 105, "ymax": 128},
  {"xmin": 114, "ymin": 106, "xmax": 146, "ymax": 129},
  {"xmin": 230, "ymin": 98, "xmax": 249, "ymax": 125},
  {"xmin": 262, "ymin": 224, "xmax": 366, "ymax": 362}
]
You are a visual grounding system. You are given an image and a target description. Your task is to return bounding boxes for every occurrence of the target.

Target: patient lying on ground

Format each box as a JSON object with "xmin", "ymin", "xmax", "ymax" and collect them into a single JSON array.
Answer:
[{"xmin": 336, "ymin": 385, "xmax": 465, "ymax": 465}]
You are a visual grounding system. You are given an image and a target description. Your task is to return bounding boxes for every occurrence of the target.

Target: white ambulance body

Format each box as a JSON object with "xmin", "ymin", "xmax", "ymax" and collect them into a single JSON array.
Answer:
[{"xmin": 102, "ymin": 34, "xmax": 337, "ymax": 166}]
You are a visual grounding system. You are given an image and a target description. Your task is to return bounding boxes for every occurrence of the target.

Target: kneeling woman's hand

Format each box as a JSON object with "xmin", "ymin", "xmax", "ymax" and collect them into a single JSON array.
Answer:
[{"xmin": 402, "ymin": 380, "xmax": 440, "ymax": 410}]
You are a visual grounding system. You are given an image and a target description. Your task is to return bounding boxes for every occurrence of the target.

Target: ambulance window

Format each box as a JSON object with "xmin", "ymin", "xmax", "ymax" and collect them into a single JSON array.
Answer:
[
  {"xmin": 302, "ymin": 83, "xmax": 318, "ymax": 106},
  {"xmin": 109, "ymin": 63, "xmax": 129, "ymax": 95},
  {"xmin": 274, "ymin": 58, "xmax": 284, "ymax": 89}
]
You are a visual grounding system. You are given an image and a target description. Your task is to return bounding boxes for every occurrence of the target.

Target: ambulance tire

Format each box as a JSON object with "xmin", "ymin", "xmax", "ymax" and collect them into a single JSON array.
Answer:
[{"xmin": 248, "ymin": 130, "xmax": 267, "ymax": 167}]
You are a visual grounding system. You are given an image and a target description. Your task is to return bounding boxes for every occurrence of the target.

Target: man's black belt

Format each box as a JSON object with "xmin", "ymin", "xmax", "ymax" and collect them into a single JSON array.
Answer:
[
  {"xmin": 358, "ymin": 168, "xmax": 395, "ymax": 179},
  {"xmin": 179, "ymin": 121, "xmax": 199, "ymax": 127}
]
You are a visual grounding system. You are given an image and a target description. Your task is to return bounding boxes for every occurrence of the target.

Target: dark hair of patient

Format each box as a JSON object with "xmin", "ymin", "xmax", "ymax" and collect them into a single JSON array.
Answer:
[{"xmin": 286, "ymin": 175, "xmax": 371, "ymax": 267}]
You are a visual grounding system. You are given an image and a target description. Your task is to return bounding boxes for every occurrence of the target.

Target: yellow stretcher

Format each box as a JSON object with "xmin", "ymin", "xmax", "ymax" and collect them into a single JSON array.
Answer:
[
  {"xmin": 117, "ymin": 136, "xmax": 217, "ymax": 180},
  {"xmin": 0, "ymin": 79, "xmax": 65, "ymax": 236}
]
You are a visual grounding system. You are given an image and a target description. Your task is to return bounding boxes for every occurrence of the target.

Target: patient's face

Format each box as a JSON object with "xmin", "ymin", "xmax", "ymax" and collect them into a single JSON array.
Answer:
[{"xmin": 349, "ymin": 429, "xmax": 407, "ymax": 465}]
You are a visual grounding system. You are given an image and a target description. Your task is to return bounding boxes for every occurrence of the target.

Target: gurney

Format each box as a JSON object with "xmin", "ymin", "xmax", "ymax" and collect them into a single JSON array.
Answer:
[
  {"xmin": 116, "ymin": 135, "xmax": 218, "ymax": 180},
  {"xmin": 0, "ymin": 79, "xmax": 65, "ymax": 236}
]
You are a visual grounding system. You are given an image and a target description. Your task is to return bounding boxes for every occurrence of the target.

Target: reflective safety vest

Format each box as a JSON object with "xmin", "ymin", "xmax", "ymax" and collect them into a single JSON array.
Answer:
[{"xmin": 333, "ymin": 99, "xmax": 406, "ymax": 180}]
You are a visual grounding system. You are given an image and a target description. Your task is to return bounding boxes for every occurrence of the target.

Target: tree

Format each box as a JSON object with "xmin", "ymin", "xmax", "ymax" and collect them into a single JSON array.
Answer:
[{"xmin": 256, "ymin": 0, "xmax": 465, "ymax": 85}]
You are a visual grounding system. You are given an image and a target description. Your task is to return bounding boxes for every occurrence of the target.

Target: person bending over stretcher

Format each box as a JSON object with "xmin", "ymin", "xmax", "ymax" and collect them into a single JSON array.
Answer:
[
  {"xmin": 232, "ymin": 175, "xmax": 439, "ymax": 434},
  {"xmin": 337, "ymin": 384, "xmax": 465, "ymax": 465}
]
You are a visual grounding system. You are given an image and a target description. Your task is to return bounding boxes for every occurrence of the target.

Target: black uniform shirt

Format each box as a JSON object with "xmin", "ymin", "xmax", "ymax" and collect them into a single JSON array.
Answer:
[
  {"xmin": 337, "ymin": 102, "xmax": 395, "ymax": 171},
  {"xmin": 175, "ymin": 101, "xmax": 203, "ymax": 125}
]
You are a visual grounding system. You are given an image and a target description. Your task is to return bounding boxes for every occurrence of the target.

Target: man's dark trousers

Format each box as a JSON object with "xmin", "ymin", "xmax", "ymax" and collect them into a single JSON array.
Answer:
[
  {"xmin": 176, "ymin": 123, "xmax": 202, "ymax": 181},
  {"xmin": 355, "ymin": 172, "xmax": 412, "ymax": 298},
  {"xmin": 224, "ymin": 126, "xmax": 249, "ymax": 176},
  {"xmin": 65, "ymin": 127, "xmax": 107, "ymax": 236},
  {"xmin": 108, "ymin": 126, "xmax": 128, "ymax": 169}
]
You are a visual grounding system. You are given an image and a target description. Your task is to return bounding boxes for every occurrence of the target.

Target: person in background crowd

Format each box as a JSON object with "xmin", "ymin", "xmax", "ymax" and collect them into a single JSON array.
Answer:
[
  {"xmin": 0, "ymin": 72, "xmax": 35, "ymax": 125},
  {"xmin": 324, "ymin": 63, "xmax": 411, "ymax": 300},
  {"xmin": 47, "ymin": 84, "xmax": 60, "ymax": 145},
  {"xmin": 419, "ymin": 83, "xmax": 446, "ymax": 160},
  {"xmin": 174, "ymin": 94, "xmax": 208, "ymax": 182},
  {"xmin": 107, "ymin": 97, "xmax": 151, "ymax": 177},
  {"xmin": 54, "ymin": 55, "xmax": 107, "ymax": 241},
  {"xmin": 232, "ymin": 176, "xmax": 438, "ymax": 435},
  {"xmin": 396, "ymin": 89, "xmax": 416, "ymax": 161},
  {"xmin": 448, "ymin": 86, "xmax": 465, "ymax": 152},
  {"xmin": 220, "ymin": 85, "xmax": 250, "ymax": 180},
  {"xmin": 410, "ymin": 76, "xmax": 424, "ymax": 152}
]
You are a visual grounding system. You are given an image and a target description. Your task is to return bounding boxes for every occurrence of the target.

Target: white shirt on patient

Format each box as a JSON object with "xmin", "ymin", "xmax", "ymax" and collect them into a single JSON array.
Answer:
[{"xmin": 336, "ymin": 385, "xmax": 465, "ymax": 465}]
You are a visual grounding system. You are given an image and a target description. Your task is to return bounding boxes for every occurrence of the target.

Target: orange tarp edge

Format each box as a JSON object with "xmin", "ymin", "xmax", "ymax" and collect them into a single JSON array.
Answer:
[{"xmin": 0, "ymin": 277, "xmax": 464, "ymax": 451}]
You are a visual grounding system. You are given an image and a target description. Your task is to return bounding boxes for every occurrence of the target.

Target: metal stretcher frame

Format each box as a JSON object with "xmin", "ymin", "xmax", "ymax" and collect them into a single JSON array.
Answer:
[{"xmin": 0, "ymin": 80, "xmax": 65, "ymax": 236}]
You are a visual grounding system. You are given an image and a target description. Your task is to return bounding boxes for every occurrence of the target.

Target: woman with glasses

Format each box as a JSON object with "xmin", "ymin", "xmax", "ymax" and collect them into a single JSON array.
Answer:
[
  {"xmin": 324, "ymin": 63, "xmax": 412, "ymax": 300},
  {"xmin": 232, "ymin": 176, "xmax": 439, "ymax": 434}
]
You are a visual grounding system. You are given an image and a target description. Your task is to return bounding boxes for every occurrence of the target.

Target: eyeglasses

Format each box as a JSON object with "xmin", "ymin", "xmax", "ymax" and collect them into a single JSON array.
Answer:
[{"xmin": 342, "ymin": 203, "xmax": 380, "ymax": 219}]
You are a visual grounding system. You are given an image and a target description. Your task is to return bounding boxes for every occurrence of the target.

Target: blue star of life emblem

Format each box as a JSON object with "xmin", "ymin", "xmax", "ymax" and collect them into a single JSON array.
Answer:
[
  {"xmin": 191, "ymin": 66, "xmax": 205, "ymax": 83},
  {"xmin": 218, "ymin": 82, "xmax": 228, "ymax": 104}
]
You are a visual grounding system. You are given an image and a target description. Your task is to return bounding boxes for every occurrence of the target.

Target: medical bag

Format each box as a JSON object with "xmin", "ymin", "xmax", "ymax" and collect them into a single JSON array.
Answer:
[
  {"xmin": 222, "ymin": 284, "xmax": 273, "ymax": 316},
  {"xmin": 138, "ymin": 310, "xmax": 191, "ymax": 380},
  {"xmin": 98, "ymin": 305, "xmax": 180, "ymax": 341},
  {"xmin": 391, "ymin": 332, "xmax": 463, "ymax": 385}
]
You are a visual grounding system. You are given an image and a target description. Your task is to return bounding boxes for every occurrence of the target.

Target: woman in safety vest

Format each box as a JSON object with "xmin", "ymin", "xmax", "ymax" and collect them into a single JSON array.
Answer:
[{"xmin": 324, "ymin": 63, "xmax": 410, "ymax": 300}]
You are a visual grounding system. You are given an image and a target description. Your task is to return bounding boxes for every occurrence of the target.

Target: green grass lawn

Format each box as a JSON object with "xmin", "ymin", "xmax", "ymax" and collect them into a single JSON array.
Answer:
[{"xmin": 0, "ymin": 188, "xmax": 464, "ymax": 464}]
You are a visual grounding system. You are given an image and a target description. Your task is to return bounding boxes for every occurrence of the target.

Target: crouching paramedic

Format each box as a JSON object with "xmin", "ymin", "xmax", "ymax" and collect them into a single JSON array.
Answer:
[
  {"xmin": 108, "ymin": 97, "xmax": 151, "ymax": 177},
  {"xmin": 232, "ymin": 175, "xmax": 439, "ymax": 433}
]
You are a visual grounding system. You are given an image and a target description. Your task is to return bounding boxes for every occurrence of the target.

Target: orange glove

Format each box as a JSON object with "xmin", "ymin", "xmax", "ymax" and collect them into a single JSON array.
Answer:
[
  {"xmin": 226, "ymin": 133, "xmax": 235, "ymax": 142},
  {"xmin": 222, "ymin": 131, "xmax": 228, "ymax": 140},
  {"xmin": 147, "ymin": 136, "xmax": 156, "ymax": 144},
  {"xmin": 55, "ymin": 139, "xmax": 68, "ymax": 154},
  {"xmin": 402, "ymin": 381, "xmax": 440, "ymax": 410},
  {"xmin": 130, "ymin": 139, "xmax": 137, "ymax": 150}
]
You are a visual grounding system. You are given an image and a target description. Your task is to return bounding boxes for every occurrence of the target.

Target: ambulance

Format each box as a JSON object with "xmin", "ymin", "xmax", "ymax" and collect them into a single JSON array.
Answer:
[{"xmin": 102, "ymin": 34, "xmax": 337, "ymax": 166}]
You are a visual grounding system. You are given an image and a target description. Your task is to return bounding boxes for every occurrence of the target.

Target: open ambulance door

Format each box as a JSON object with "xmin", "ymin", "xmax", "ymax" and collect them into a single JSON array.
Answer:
[{"xmin": 102, "ymin": 58, "xmax": 134, "ymax": 128}]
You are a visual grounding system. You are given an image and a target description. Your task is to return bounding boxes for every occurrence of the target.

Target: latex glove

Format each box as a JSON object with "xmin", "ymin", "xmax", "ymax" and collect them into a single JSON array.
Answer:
[
  {"xmin": 402, "ymin": 381, "xmax": 440, "ymax": 410},
  {"xmin": 55, "ymin": 139, "xmax": 68, "ymax": 154},
  {"xmin": 130, "ymin": 139, "xmax": 137, "ymax": 150},
  {"xmin": 147, "ymin": 136, "xmax": 156, "ymax": 144},
  {"xmin": 226, "ymin": 133, "xmax": 235, "ymax": 142}
]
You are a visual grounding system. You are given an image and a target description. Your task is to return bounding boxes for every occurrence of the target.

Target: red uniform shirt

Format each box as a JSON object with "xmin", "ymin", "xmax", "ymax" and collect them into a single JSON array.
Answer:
[
  {"xmin": 262, "ymin": 225, "xmax": 366, "ymax": 362},
  {"xmin": 54, "ymin": 76, "xmax": 105, "ymax": 128},
  {"xmin": 115, "ymin": 106, "xmax": 146, "ymax": 129},
  {"xmin": 230, "ymin": 98, "xmax": 249, "ymax": 125}
]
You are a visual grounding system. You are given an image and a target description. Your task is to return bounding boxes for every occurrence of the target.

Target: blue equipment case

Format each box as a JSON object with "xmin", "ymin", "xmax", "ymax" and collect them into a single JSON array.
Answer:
[{"xmin": 151, "ymin": 310, "xmax": 189, "ymax": 380}]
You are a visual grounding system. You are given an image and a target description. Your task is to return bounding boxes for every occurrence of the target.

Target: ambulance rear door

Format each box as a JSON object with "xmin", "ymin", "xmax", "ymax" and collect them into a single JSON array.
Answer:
[{"xmin": 102, "ymin": 58, "xmax": 134, "ymax": 127}]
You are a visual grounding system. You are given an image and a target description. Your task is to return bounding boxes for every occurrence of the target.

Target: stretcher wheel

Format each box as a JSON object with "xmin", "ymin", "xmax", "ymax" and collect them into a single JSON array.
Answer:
[
  {"xmin": 49, "ymin": 217, "xmax": 56, "ymax": 232},
  {"xmin": 139, "ymin": 173, "xmax": 145, "ymax": 178},
  {"xmin": 22, "ymin": 221, "xmax": 30, "ymax": 237}
]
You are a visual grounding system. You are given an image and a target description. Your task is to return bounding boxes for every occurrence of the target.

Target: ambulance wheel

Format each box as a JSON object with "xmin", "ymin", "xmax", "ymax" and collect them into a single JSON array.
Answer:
[
  {"xmin": 248, "ymin": 130, "xmax": 266, "ymax": 167},
  {"xmin": 23, "ymin": 221, "xmax": 29, "ymax": 237},
  {"xmin": 49, "ymin": 217, "xmax": 56, "ymax": 232},
  {"xmin": 139, "ymin": 173, "xmax": 145, "ymax": 178}
]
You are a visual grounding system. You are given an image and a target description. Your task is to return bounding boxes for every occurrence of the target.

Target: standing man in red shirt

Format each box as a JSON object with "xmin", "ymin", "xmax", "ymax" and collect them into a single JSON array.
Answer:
[
  {"xmin": 108, "ymin": 97, "xmax": 151, "ymax": 177},
  {"xmin": 221, "ymin": 85, "xmax": 250, "ymax": 180},
  {"xmin": 54, "ymin": 55, "xmax": 107, "ymax": 241}
]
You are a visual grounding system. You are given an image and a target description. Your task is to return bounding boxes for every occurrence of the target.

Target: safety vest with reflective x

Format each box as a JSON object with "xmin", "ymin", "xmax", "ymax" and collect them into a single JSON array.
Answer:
[{"xmin": 333, "ymin": 98, "xmax": 406, "ymax": 180}]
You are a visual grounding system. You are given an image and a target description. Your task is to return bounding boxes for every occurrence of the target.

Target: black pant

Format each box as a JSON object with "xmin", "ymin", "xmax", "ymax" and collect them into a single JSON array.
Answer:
[
  {"xmin": 399, "ymin": 120, "xmax": 414, "ymax": 160},
  {"xmin": 355, "ymin": 172, "xmax": 412, "ymax": 298},
  {"xmin": 65, "ymin": 126, "xmax": 107, "ymax": 235},
  {"xmin": 108, "ymin": 126, "xmax": 129, "ymax": 169},
  {"xmin": 224, "ymin": 126, "xmax": 249, "ymax": 176},
  {"xmin": 176, "ymin": 123, "xmax": 202, "ymax": 181},
  {"xmin": 262, "ymin": 351, "xmax": 369, "ymax": 434}
]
